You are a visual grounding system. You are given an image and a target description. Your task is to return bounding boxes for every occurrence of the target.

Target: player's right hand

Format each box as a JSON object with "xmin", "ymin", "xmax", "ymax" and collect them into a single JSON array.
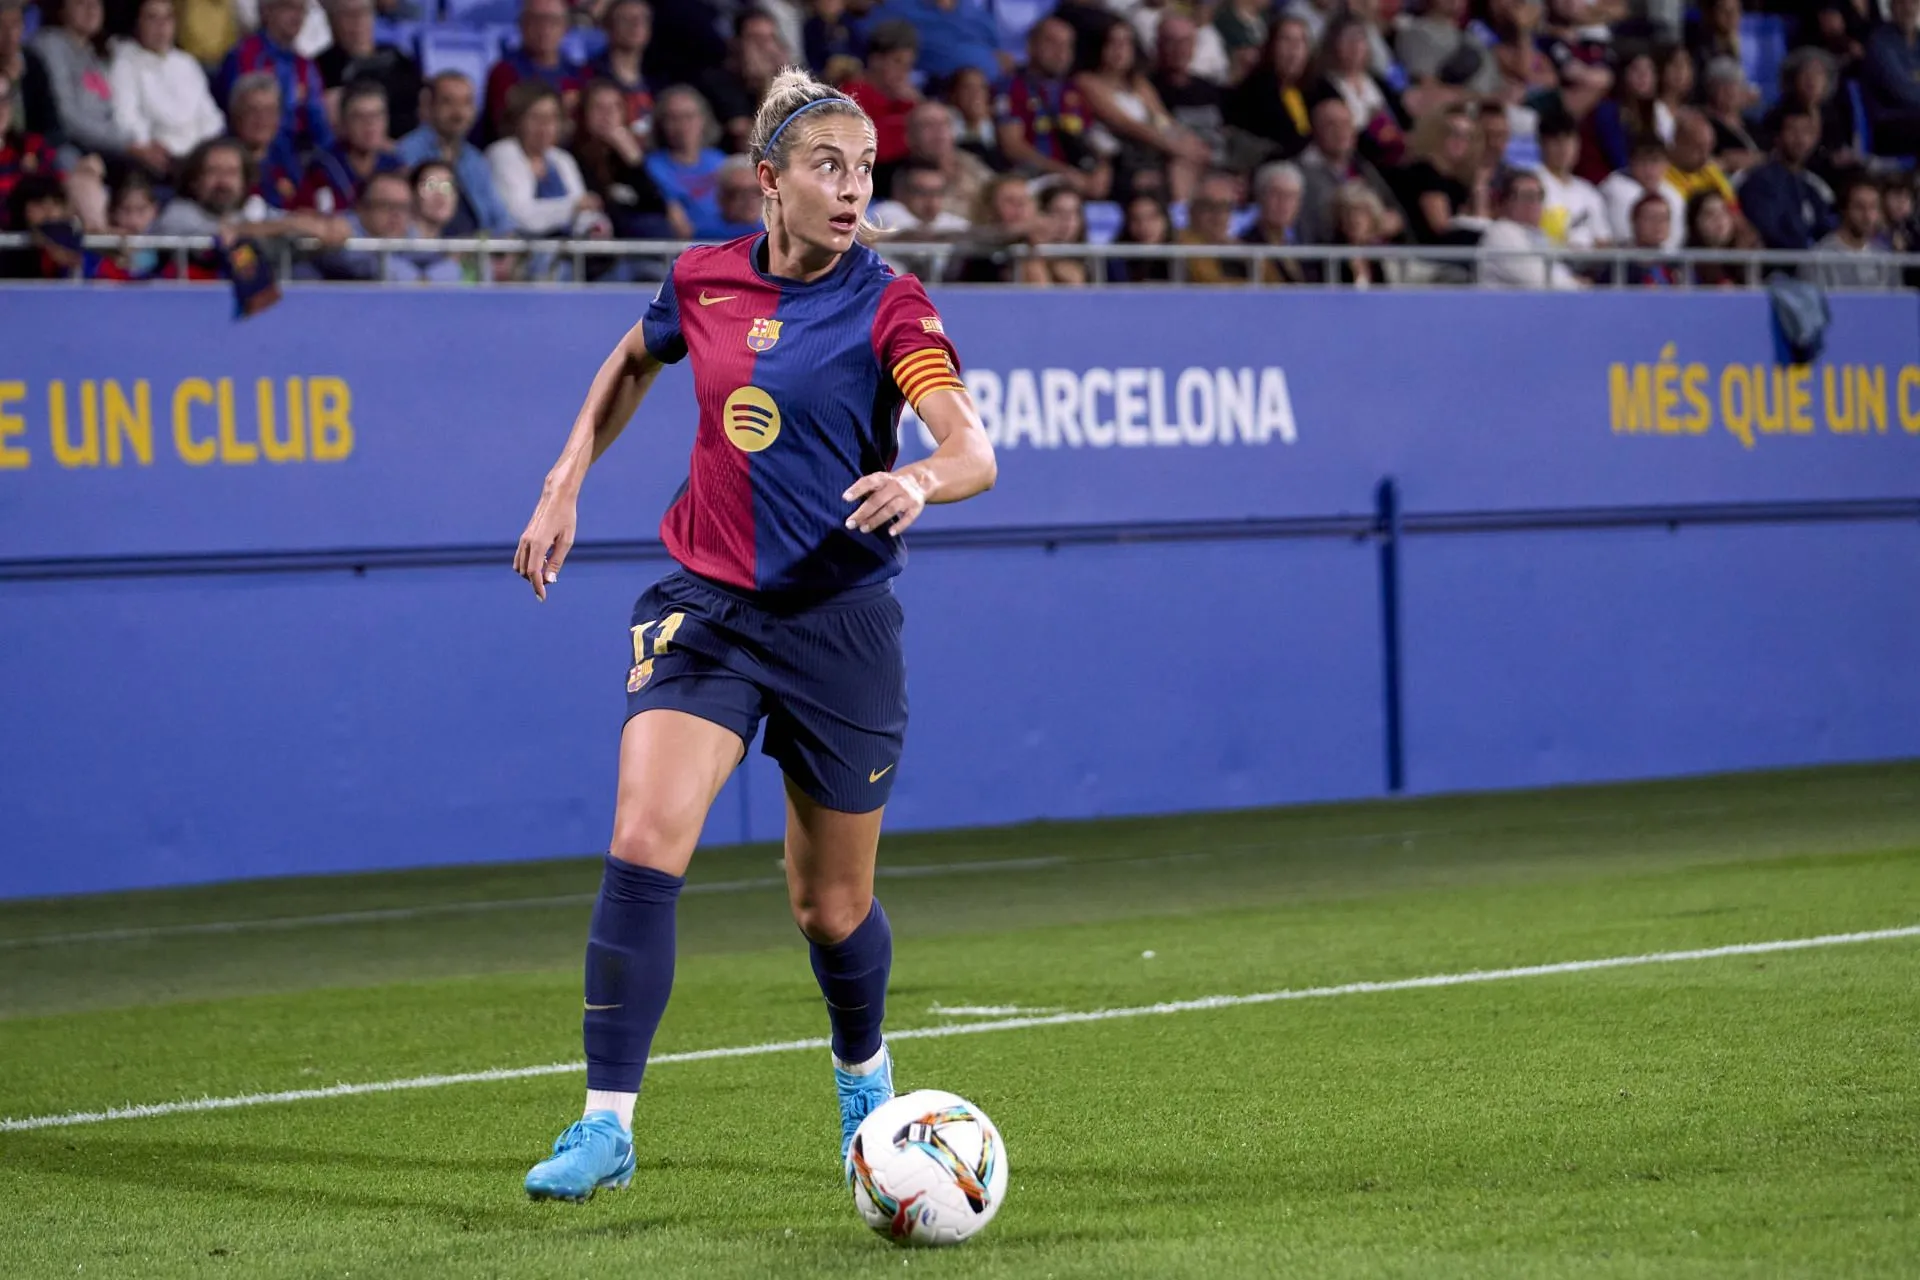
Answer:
[{"xmin": 514, "ymin": 490, "xmax": 578, "ymax": 602}]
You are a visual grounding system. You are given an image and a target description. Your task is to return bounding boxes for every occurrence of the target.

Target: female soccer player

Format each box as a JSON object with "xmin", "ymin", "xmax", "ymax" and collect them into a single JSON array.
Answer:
[{"xmin": 512, "ymin": 67, "xmax": 997, "ymax": 1202}]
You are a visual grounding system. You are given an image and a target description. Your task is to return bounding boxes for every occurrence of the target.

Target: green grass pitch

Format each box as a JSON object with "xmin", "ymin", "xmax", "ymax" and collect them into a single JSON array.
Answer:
[{"xmin": 2, "ymin": 763, "xmax": 1917, "ymax": 1278}]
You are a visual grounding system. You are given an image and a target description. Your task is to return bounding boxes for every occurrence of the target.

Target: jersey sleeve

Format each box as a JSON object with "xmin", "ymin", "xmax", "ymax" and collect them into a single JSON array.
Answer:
[
  {"xmin": 872, "ymin": 275, "xmax": 965, "ymax": 411},
  {"xmin": 641, "ymin": 260, "xmax": 689, "ymax": 363}
]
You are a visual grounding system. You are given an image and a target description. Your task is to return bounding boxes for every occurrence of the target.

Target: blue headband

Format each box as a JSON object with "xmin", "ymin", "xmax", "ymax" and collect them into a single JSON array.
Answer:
[{"xmin": 763, "ymin": 98, "xmax": 840, "ymax": 158}]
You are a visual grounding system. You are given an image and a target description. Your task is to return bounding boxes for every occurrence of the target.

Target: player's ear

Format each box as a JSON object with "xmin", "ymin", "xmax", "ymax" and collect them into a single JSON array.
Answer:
[{"xmin": 756, "ymin": 159, "xmax": 780, "ymax": 203}]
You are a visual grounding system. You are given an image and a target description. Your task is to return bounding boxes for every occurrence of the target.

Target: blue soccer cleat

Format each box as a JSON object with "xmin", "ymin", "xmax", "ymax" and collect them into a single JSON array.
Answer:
[
  {"xmin": 835, "ymin": 1044, "xmax": 895, "ymax": 1164},
  {"xmin": 524, "ymin": 1110, "xmax": 636, "ymax": 1202}
]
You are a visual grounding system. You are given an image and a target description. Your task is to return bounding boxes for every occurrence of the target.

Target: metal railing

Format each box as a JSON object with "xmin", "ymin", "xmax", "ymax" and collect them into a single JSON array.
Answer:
[{"xmin": 3, "ymin": 232, "xmax": 1918, "ymax": 290}]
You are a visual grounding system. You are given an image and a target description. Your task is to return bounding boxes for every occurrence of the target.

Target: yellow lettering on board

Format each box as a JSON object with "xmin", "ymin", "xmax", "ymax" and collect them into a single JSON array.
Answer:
[{"xmin": 172, "ymin": 378, "xmax": 217, "ymax": 464}]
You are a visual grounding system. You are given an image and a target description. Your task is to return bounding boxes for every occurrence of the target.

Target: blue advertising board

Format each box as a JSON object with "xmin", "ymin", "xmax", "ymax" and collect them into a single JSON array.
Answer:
[{"xmin": 3, "ymin": 288, "xmax": 1919, "ymax": 562}]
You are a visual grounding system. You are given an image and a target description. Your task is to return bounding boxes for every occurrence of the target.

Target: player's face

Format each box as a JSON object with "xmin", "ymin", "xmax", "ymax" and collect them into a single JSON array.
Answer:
[{"xmin": 774, "ymin": 115, "xmax": 875, "ymax": 256}]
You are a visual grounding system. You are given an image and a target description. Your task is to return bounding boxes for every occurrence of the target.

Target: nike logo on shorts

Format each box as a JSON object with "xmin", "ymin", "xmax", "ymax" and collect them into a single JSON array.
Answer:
[{"xmin": 869, "ymin": 765, "xmax": 895, "ymax": 783}]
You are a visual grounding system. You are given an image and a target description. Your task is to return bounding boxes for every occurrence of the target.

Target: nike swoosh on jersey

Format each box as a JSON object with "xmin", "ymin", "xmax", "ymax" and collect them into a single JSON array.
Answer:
[
  {"xmin": 869, "ymin": 765, "xmax": 895, "ymax": 783},
  {"xmin": 697, "ymin": 291, "xmax": 736, "ymax": 306}
]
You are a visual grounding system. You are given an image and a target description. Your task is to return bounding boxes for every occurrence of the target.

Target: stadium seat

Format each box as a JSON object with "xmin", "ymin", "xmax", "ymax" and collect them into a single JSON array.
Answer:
[
  {"xmin": 990, "ymin": 0, "xmax": 1048, "ymax": 53},
  {"xmin": 419, "ymin": 27, "xmax": 493, "ymax": 92},
  {"xmin": 562, "ymin": 26, "xmax": 607, "ymax": 63},
  {"xmin": 1083, "ymin": 200, "xmax": 1122, "ymax": 245},
  {"xmin": 374, "ymin": 18, "xmax": 422, "ymax": 54},
  {"xmin": 484, "ymin": 23, "xmax": 519, "ymax": 60},
  {"xmin": 1741, "ymin": 13, "xmax": 1789, "ymax": 105},
  {"xmin": 444, "ymin": 0, "xmax": 522, "ymax": 26},
  {"xmin": 1850, "ymin": 79, "xmax": 1873, "ymax": 156}
]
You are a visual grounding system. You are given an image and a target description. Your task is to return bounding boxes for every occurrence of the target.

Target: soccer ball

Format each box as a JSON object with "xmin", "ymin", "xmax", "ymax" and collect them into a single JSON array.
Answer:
[{"xmin": 847, "ymin": 1089, "xmax": 1008, "ymax": 1247}]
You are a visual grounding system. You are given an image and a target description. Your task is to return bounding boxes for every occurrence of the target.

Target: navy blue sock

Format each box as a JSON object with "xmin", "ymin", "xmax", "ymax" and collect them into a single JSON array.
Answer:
[
  {"xmin": 583, "ymin": 855, "xmax": 683, "ymax": 1093},
  {"xmin": 808, "ymin": 898, "xmax": 892, "ymax": 1064}
]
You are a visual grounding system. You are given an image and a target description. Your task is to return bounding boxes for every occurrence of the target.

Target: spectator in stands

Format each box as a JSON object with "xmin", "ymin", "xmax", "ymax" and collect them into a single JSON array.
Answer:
[
  {"xmin": 1683, "ymin": 188, "xmax": 1749, "ymax": 285},
  {"xmin": 1151, "ymin": 15, "xmax": 1225, "ymax": 170},
  {"xmin": 486, "ymin": 79, "xmax": 600, "ymax": 236},
  {"xmin": 901, "ymin": 100, "xmax": 989, "ymax": 220},
  {"xmin": 1652, "ymin": 45, "xmax": 1693, "ymax": 141},
  {"xmin": 1533, "ymin": 104, "xmax": 1609, "ymax": 246},
  {"xmin": 1296, "ymin": 96, "xmax": 1403, "ymax": 244},
  {"xmin": 1173, "ymin": 166, "xmax": 1248, "ymax": 283},
  {"xmin": 804, "ymin": 0, "xmax": 858, "ymax": 83},
  {"xmin": 861, "ymin": 0, "xmax": 1003, "ymax": 82},
  {"xmin": 485, "ymin": 0, "xmax": 581, "ymax": 144},
  {"xmin": 1396, "ymin": 0, "xmax": 1501, "ymax": 100},
  {"xmin": 0, "ymin": 172, "xmax": 80, "ymax": 275},
  {"xmin": 845, "ymin": 19, "xmax": 920, "ymax": 174},
  {"xmin": 1622, "ymin": 192, "xmax": 1677, "ymax": 283},
  {"xmin": 316, "ymin": 0, "xmax": 420, "ymax": 139},
  {"xmin": 228, "ymin": 70, "xmax": 305, "ymax": 206},
  {"xmin": 33, "ymin": 0, "xmax": 161, "ymax": 171},
  {"xmin": 573, "ymin": 76, "xmax": 687, "ymax": 238},
  {"xmin": 1281, "ymin": 0, "xmax": 1339, "ymax": 46},
  {"xmin": 1108, "ymin": 190, "xmax": 1170, "ymax": 281},
  {"xmin": 2, "ymin": 0, "xmax": 57, "ymax": 140},
  {"xmin": 1536, "ymin": 0, "xmax": 1616, "ymax": 112},
  {"xmin": 954, "ymin": 170, "xmax": 1048, "ymax": 282},
  {"xmin": 997, "ymin": 16, "xmax": 1110, "ymax": 198},
  {"xmin": 1686, "ymin": 0, "xmax": 1742, "ymax": 72},
  {"xmin": 1699, "ymin": 56, "xmax": 1760, "ymax": 174},
  {"xmin": 1881, "ymin": 172, "xmax": 1917, "ymax": 255},
  {"xmin": 1600, "ymin": 135, "xmax": 1683, "ymax": 248},
  {"xmin": 217, "ymin": 0, "xmax": 332, "ymax": 155},
  {"xmin": 1759, "ymin": 49, "xmax": 1855, "ymax": 182},
  {"xmin": 710, "ymin": 154, "xmax": 763, "ymax": 236},
  {"xmin": 1477, "ymin": 102, "xmax": 1518, "ymax": 191},
  {"xmin": 1213, "ymin": 0, "xmax": 1268, "ymax": 74},
  {"xmin": 1345, "ymin": 0, "xmax": 1397, "ymax": 80},
  {"xmin": 1223, "ymin": 14, "xmax": 1314, "ymax": 161},
  {"xmin": 945, "ymin": 65, "xmax": 1004, "ymax": 171},
  {"xmin": 0, "ymin": 69, "xmax": 59, "ymax": 220},
  {"xmin": 1862, "ymin": 0, "xmax": 1920, "ymax": 156},
  {"xmin": 395, "ymin": 72, "xmax": 510, "ymax": 235},
  {"xmin": 1078, "ymin": 19, "xmax": 1208, "ymax": 202},
  {"xmin": 1399, "ymin": 103, "xmax": 1482, "ymax": 243},
  {"xmin": 314, "ymin": 167, "xmax": 439, "ymax": 278},
  {"xmin": 872, "ymin": 158, "xmax": 968, "ymax": 235},
  {"xmin": 1812, "ymin": 0, "xmax": 1874, "ymax": 65},
  {"xmin": 151, "ymin": 134, "xmax": 346, "ymax": 240},
  {"xmin": 1665, "ymin": 109, "xmax": 1736, "ymax": 211},
  {"xmin": 1579, "ymin": 48, "xmax": 1657, "ymax": 183},
  {"xmin": 1479, "ymin": 167, "xmax": 1582, "ymax": 288},
  {"xmin": 1811, "ymin": 177, "xmax": 1894, "ymax": 288},
  {"xmin": 1030, "ymin": 178, "xmax": 1091, "ymax": 284},
  {"xmin": 1739, "ymin": 107, "xmax": 1836, "ymax": 250},
  {"xmin": 584, "ymin": 0, "xmax": 653, "ymax": 135},
  {"xmin": 694, "ymin": 10, "xmax": 790, "ymax": 153},
  {"xmin": 644, "ymin": 83, "xmax": 727, "ymax": 236},
  {"xmin": 107, "ymin": 0, "xmax": 223, "ymax": 170},
  {"xmin": 294, "ymin": 79, "xmax": 400, "ymax": 212},
  {"xmin": 1325, "ymin": 180, "xmax": 1398, "ymax": 286},
  {"xmin": 105, "ymin": 167, "xmax": 159, "ymax": 272},
  {"xmin": 234, "ymin": 0, "xmax": 332, "ymax": 59},
  {"xmin": 1316, "ymin": 13, "xmax": 1409, "ymax": 168},
  {"xmin": 401, "ymin": 159, "xmax": 468, "ymax": 278},
  {"xmin": 1240, "ymin": 158, "xmax": 1309, "ymax": 282},
  {"xmin": 1489, "ymin": 0, "xmax": 1562, "ymax": 106}
]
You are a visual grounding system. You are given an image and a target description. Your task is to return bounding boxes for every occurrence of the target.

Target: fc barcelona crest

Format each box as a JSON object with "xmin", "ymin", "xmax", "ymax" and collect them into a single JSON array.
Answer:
[{"xmin": 746, "ymin": 317, "xmax": 782, "ymax": 353}]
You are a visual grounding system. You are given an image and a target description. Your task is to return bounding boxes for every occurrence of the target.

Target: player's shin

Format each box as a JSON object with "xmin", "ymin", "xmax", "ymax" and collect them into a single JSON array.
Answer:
[
  {"xmin": 582, "ymin": 854, "xmax": 684, "ymax": 1130},
  {"xmin": 809, "ymin": 898, "xmax": 892, "ymax": 1070}
]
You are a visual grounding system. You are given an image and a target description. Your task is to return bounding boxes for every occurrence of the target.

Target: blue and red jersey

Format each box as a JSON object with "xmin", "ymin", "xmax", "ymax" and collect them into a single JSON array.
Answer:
[
  {"xmin": 994, "ymin": 71, "xmax": 1094, "ymax": 168},
  {"xmin": 215, "ymin": 33, "xmax": 333, "ymax": 154},
  {"xmin": 292, "ymin": 143, "xmax": 405, "ymax": 214},
  {"xmin": 485, "ymin": 50, "xmax": 584, "ymax": 139},
  {"xmin": 641, "ymin": 235, "xmax": 965, "ymax": 595}
]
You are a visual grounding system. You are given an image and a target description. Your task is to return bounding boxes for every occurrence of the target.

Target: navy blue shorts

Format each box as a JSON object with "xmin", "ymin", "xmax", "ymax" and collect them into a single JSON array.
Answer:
[{"xmin": 624, "ymin": 569, "xmax": 907, "ymax": 813}]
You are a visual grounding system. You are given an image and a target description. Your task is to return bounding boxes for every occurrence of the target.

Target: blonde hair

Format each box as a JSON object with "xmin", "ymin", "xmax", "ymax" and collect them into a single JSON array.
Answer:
[{"xmin": 748, "ymin": 66, "xmax": 882, "ymax": 239}]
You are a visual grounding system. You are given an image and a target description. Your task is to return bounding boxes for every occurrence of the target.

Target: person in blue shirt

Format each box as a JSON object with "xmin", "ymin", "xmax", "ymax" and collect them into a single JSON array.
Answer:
[
  {"xmin": 644, "ymin": 84, "xmax": 729, "ymax": 236},
  {"xmin": 393, "ymin": 71, "xmax": 513, "ymax": 235},
  {"xmin": 859, "ymin": 0, "xmax": 1007, "ymax": 83},
  {"xmin": 1740, "ymin": 108, "xmax": 1837, "ymax": 251},
  {"xmin": 214, "ymin": 0, "xmax": 332, "ymax": 155},
  {"xmin": 1862, "ymin": 0, "xmax": 1920, "ymax": 155}
]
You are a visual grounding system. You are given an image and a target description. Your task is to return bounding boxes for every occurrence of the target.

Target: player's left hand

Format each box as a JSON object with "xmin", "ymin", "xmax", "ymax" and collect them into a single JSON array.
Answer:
[{"xmin": 844, "ymin": 470, "xmax": 929, "ymax": 537}]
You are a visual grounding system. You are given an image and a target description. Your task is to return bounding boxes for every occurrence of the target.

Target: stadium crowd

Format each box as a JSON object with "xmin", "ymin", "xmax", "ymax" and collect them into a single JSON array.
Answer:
[{"xmin": 1, "ymin": 0, "xmax": 1917, "ymax": 285}]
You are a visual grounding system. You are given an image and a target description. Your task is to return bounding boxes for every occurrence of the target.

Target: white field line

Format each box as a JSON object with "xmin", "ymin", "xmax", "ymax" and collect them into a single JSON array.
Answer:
[
  {"xmin": 4, "ymin": 924, "xmax": 1915, "ymax": 1134},
  {"xmin": 926, "ymin": 1004, "xmax": 1064, "ymax": 1017}
]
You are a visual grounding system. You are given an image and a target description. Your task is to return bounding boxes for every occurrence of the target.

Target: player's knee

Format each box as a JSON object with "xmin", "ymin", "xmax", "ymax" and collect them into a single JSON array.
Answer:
[
  {"xmin": 608, "ymin": 805, "xmax": 699, "ymax": 872},
  {"xmin": 791, "ymin": 891, "xmax": 871, "ymax": 945}
]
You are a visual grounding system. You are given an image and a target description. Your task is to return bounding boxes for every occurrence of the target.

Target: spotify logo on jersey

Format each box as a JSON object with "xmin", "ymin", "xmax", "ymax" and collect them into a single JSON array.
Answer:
[{"xmin": 723, "ymin": 386, "xmax": 781, "ymax": 452}]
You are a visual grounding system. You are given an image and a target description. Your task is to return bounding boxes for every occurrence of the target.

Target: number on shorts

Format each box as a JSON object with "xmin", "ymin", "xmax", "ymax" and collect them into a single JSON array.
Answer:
[{"xmin": 627, "ymin": 612, "xmax": 687, "ymax": 693}]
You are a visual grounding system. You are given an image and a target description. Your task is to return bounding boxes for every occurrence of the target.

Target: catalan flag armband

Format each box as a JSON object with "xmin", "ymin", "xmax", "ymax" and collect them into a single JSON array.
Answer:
[{"xmin": 891, "ymin": 347, "xmax": 967, "ymax": 412}]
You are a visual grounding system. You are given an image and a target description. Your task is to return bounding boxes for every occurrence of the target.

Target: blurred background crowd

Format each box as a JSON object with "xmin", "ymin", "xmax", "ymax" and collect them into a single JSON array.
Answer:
[{"xmin": 1, "ymin": 0, "xmax": 1916, "ymax": 285}]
